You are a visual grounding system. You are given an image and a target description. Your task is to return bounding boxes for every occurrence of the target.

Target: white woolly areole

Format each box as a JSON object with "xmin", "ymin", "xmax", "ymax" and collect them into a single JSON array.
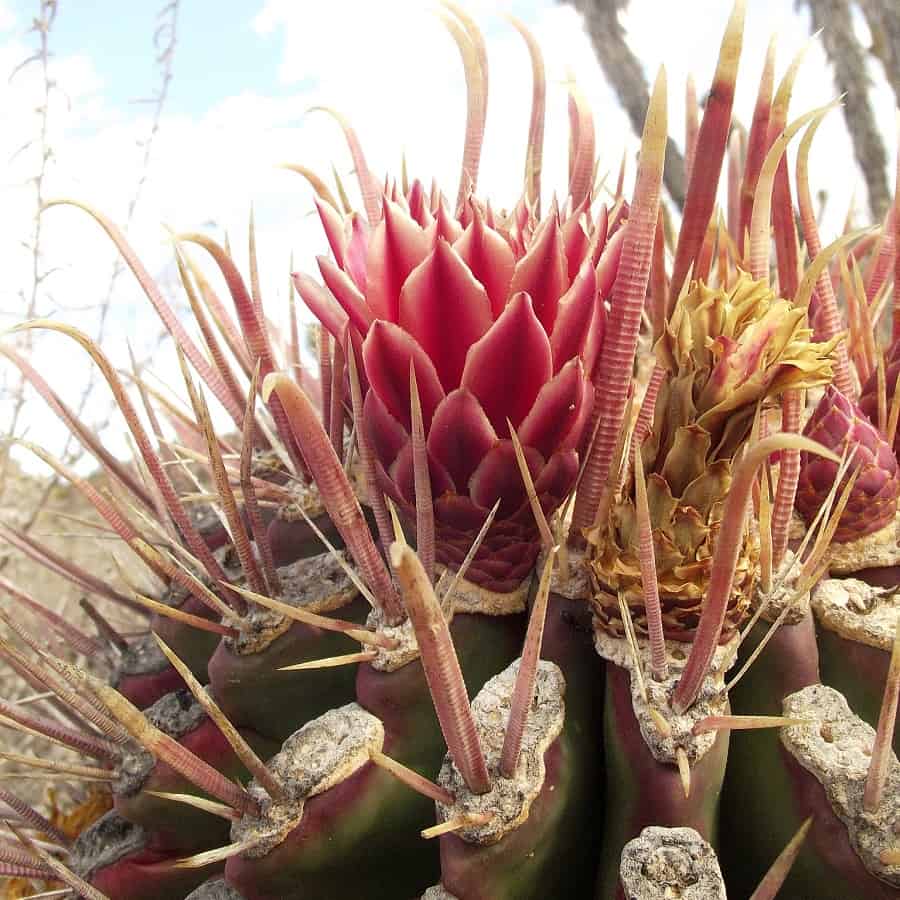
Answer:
[
  {"xmin": 436, "ymin": 564, "xmax": 531, "ymax": 615},
  {"xmin": 368, "ymin": 567, "xmax": 530, "ymax": 672},
  {"xmin": 229, "ymin": 550, "xmax": 357, "ymax": 655},
  {"xmin": 421, "ymin": 887, "xmax": 460, "ymax": 900},
  {"xmin": 812, "ymin": 577, "xmax": 899, "ymax": 652},
  {"xmin": 752, "ymin": 549, "xmax": 810, "ymax": 625},
  {"xmin": 366, "ymin": 574, "xmax": 459, "ymax": 672},
  {"xmin": 274, "ymin": 480, "xmax": 325, "ymax": 522},
  {"xmin": 231, "ymin": 703, "xmax": 383, "ymax": 858},
  {"xmin": 435, "ymin": 659, "xmax": 565, "ymax": 846},
  {"xmin": 594, "ymin": 627, "xmax": 737, "ymax": 766},
  {"xmin": 619, "ymin": 826, "xmax": 726, "ymax": 900},
  {"xmin": 184, "ymin": 876, "xmax": 243, "ymax": 899},
  {"xmin": 827, "ymin": 509, "xmax": 900, "ymax": 575},
  {"xmin": 544, "ymin": 546, "xmax": 592, "ymax": 601},
  {"xmin": 366, "ymin": 605, "xmax": 422, "ymax": 672},
  {"xmin": 781, "ymin": 684, "xmax": 900, "ymax": 887}
]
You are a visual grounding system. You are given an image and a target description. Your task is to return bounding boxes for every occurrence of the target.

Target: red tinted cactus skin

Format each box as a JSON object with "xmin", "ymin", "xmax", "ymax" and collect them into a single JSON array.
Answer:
[
  {"xmin": 208, "ymin": 596, "xmax": 371, "ymax": 743},
  {"xmin": 595, "ymin": 663, "xmax": 730, "ymax": 900},
  {"xmin": 723, "ymin": 610, "xmax": 900, "ymax": 898},
  {"xmin": 115, "ymin": 661, "xmax": 187, "ymax": 712},
  {"xmin": 225, "ymin": 758, "xmax": 421, "ymax": 900},
  {"xmin": 226, "ymin": 613, "xmax": 524, "ymax": 900},
  {"xmin": 816, "ymin": 621, "xmax": 900, "ymax": 756},
  {"xmin": 770, "ymin": 744, "xmax": 900, "ymax": 900},
  {"xmin": 266, "ymin": 513, "xmax": 344, "ymax": 568},
  {"xmin": 797, "ymin": 386, "xmax": 900, "ymax": 543},
  {"xmin": 723, "ymin": 619, "xmax": 898, "ymax": 900},
  {"xmin": 733, "ymin": 742, "xmax": 900, "ymax": 900},
  {"xmin": 436, "ymin": 595, "xmax": 604, "ymax": 899},
  {"xmin": 115, "ymin": 716, "xmax": 278, "ymax": 853},
  {"xmin": 74, "ymin": 812, "xmax": 223, "ymax": 900},
  {"xmin": 89, "ymin": 849, "xmax": 222, "ymax": 900}
]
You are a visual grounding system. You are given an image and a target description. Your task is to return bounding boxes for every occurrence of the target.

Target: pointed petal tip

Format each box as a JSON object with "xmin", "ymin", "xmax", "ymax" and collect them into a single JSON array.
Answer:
[{"xmin": 260, "ymin": 371, "xmax": 286, "ymax": 404}]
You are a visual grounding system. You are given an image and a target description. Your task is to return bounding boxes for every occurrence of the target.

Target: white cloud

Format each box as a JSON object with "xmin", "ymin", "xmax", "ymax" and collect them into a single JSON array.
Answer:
[{"xmin": 0, "ymin": 2, "xmax": 14, "ymax": 33}]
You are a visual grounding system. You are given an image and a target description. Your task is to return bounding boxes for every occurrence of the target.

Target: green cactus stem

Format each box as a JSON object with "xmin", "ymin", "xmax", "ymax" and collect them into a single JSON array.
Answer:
[
  {"xmin": 730, "ymin": 685, "xmax": 899, "ymax": 899},
  {"xmin": 113, "ymin": 690, "xmax": 278, "ymax": 854},
  {"xmin": 813, "ymin": 577, "xmax": 900, "ymax": 754},
  {"xmin": 226, "ymin": 704, "xmax": 437, "ymax": 900},
  {"xmin": 149, "ymin": 591, "xmax": 225, "ymax": 691},
  {"xmin": 207, "ymin": 587, "xmax": 369, "ymax": 743},
  {"xmin": 431, "ymin": 592, "xmax": 604, "ymax": 899},
  {"xmin": 719, "ymin": 604, "xmax": 820, "ymax": 895},
  {"xmin": 73, "ymin": 812, "xmax": 223, "ymax": 900},
  {"xmin": 218, "ymin": 605, "xmax": 522, "ymax": 899},
  {"xmin": 594, "ymin": 654, "xmax": 729, "ymax": 899}
]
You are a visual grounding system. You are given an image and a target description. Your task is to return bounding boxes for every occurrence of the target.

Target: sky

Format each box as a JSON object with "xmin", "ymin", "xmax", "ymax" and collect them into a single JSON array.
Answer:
[{"xmin": 0, "ymin": 0, "xmax": 896, "ymax": 473}]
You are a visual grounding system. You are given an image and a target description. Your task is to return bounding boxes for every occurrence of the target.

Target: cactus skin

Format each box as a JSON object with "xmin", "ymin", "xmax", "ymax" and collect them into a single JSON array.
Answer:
[
  {"xmin": 88, "ymin": 848, "xmax": 222, "ymax": 900},
  {"xmin": 74, "ymin": 812, "xmax": 222, "ymax": 900},
  {"xmin": 208, "ymin": 595, "xmax": 371, "ymax": 743},
  {"xmin": 115, "ymin": 644, "xmax": 189, "ymax": 710},
  {"xmin": 109, "ymin": 689, "xmax": 279, "ymax": 855},
  {"xmin": 797, "ymin": 385, "xmax": 900, "ymax": 542},
  {"xmin": 225, "ymin": 613, "xmax": 523, "ymax": 900},
  {"xmin": 720, "ymin": 611, "xmax": 820, "ymax": 896},
  {"xmin": 226, "ymin": 758, "xmax": 433, "ymax": 900},
  {"xmin": 816, "ymin": 621, "xmax": 900, "ymax": 755},
  {"xmin": 150, "ymin": 599, "xmax": 222, "ymax": 689},
  {"xmin": 770, "ymin": 747, "xmax": 900, "ymax": 900},
  {"xmin": 725, "ymin": 673, "xmax": 898, "ymax": 898},
  {"xmin": 814, "ymin": 568, "xmax": 900, "ymax": 756},
  {"xmin": 266, "ymin": 513, "xmax": 343, "ymax": 568},
  {"xmin": 722, "ymin": 615, "xmax": 899, "ymax": 898},
  {"xmin": 438, "ymin": 738, "xmax": 578, "ymax": 900},
  {"xmin": 436, "ymin": 595, "xmax": 604, "ymax": 899},
  {"xmin": 267, "ymin": 504, "xmax": 382, "ymax": 568},
  {"xmin": 595, "ymin": 662, "xmax": 729, "ymax": 900},
  {"xmin": 115, "ymin": 715, "xmax": 278, "ymax": 854}
]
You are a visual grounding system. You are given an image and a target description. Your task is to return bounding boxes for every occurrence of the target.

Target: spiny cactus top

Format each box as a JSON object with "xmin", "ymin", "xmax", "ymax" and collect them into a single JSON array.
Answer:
[
  {"xmin": 295, "ymin": 156, "xmax": 619, "ymax": 595},
  {"xmin": 590, "ymin": 273, "xmax": 839, "ymax": 641}
]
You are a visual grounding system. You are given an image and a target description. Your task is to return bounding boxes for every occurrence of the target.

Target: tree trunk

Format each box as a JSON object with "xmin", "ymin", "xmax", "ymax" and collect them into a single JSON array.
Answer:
[
  {"xmin": 567, "ymin": 0, "xmax": 686, "ymax": 209},
  {"xmin": 801, "ymin": 0, "xmax": 891, "ymax": 219},
  {"xmin": 858, "ymin": 0, "xmax": 900, "ymax": 103}
]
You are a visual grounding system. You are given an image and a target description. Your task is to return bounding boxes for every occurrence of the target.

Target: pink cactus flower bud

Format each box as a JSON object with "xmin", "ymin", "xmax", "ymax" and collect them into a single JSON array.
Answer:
[
  {"xmin": 797, "ymin": 385, "xmax": 900, "ymax": 542},
  {"xmin": 297, "ymin": 190, "xmax": 622, "ymax": 592}
]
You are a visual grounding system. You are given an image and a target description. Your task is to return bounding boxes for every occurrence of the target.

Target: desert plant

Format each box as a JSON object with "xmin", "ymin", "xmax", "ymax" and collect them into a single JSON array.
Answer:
[{"xmin": 1, "ymin": 2, "xmax": 899, "ymax": 899}]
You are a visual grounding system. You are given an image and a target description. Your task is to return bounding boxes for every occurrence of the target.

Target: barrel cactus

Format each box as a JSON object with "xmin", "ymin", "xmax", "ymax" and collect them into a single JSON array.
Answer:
[{"xmin": 1, "ymin": 2, "xmax": 899, "ymax": 899}]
